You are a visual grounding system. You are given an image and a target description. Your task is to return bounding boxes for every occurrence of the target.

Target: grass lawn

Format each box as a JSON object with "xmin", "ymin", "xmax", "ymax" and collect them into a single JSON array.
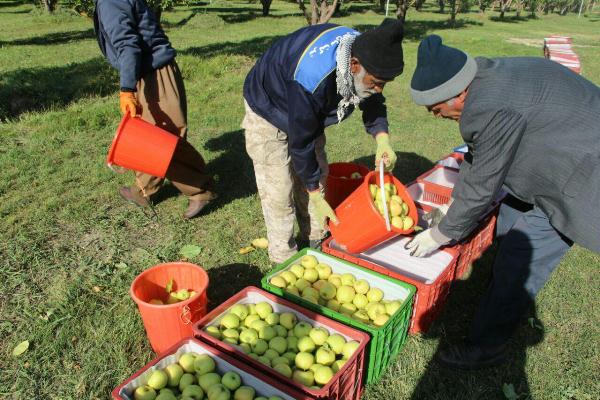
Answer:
[{"xmin": 1, "ymin": 0, "xmax": 599, "ymax": 398}]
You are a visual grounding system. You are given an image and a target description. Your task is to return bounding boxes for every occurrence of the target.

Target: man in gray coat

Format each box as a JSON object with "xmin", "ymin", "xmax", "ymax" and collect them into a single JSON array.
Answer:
[{"xmin": 406, "ymin": 35, "xmax": 600, "ymax": 369}]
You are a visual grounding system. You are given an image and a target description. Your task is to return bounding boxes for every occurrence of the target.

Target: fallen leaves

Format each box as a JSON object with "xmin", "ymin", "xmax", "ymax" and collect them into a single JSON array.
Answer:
[{"xmin": 239, "ymin": 237, "xmax": 269, "ymax": 254}]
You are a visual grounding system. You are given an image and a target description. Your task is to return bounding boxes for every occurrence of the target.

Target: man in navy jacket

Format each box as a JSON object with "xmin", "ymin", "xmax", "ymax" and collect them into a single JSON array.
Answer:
[
  {"xmin": 94, "ymin": 0, "xmax": 215, "ymax": 219},
  {"xmin": 242, "ymin": 19, "xmax": 404, "ymax": 263}
]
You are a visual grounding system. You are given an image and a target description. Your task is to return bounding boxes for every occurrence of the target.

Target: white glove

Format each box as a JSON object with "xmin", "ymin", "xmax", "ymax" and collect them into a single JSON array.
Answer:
[
  {"xmin": 422, "ymin": 199, "xmax": 453, "ymax": 228},
  {"xmin": 405, "ymin": 225, "xmax": 452, "ymax": 257}
]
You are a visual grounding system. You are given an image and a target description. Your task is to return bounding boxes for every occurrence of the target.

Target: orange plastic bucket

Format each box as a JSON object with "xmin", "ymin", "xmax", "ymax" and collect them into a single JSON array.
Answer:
[
  {"xmin": 130, "ymin": 262, "xmax": 209, "ymax": 354},
  {"xmin": 329, "ymin": 171, "xmax": 418, "ymax": 253},
  {"xmin": 106, "ymin": 114, "xmax": 179, "ymax": 178},
  {"xmin": 325, "ymin": 163, "xmax": 370, "ymax": 209}
]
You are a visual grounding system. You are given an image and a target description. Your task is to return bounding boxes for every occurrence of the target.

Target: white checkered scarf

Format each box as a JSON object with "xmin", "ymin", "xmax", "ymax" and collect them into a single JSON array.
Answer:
[{"xmin": 335, "ymin": 33, "xmax": 361, "ymax": 123}]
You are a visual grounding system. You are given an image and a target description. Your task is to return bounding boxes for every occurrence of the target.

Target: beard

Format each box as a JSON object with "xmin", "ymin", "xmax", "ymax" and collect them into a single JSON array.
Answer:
[{"xmin": 353, "ymin": 66, "xmax": 378, "ymax": 100}]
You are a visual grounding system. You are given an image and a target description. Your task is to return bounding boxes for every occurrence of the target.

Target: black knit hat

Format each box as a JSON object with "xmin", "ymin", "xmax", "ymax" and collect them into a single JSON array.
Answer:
[
  {"xmin": 353, "ymin": 18, "xmax": 404, "ymax": 81},
  {"xmin": 410, "ymin": 35, "xmax": 477, "ymax": 106}
]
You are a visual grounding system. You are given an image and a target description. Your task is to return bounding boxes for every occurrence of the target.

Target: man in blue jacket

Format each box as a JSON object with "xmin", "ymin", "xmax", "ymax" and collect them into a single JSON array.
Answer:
[
  {"xmin": 94, "ymin": 0, "xmax": 215, "ymax": 219},
  {"xmin": 243, "ymin": 19, "xmax": 404, "ymax": 263}
]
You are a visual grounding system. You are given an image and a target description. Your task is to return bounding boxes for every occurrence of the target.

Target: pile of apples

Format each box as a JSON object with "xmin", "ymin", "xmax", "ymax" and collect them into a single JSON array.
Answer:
[
  {"xmin": 149, "ymin": 279, "xmax": 197, "ymax": 305},
  {"xmin": 132, "ymin": 352, "xmax": 284, "ymax": 400},
  {"xmin": 369, "ymin": 182, "xmax": 414, "ymax": 230},
  {"xmin": 269, "ymin": 255, "xmax": 403, "ymax": 327},
  {"xmin": 339, "ymin": 172, "xmax": 362, "ymax": 180},
  {"xmin": 203, "ymin": 300, "xmax": 360, "ymax": 389}
]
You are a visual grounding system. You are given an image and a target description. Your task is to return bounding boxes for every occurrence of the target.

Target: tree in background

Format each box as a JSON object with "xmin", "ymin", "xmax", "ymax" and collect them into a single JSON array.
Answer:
[
  {"xmin": 297, "ymin": 0, "xmax": 339, "ymax": 24},
  {"xmin": 260, "ymin": 0, "xmax": 273, "ymax": 15},
  {"xmin": 39, "ymin": 0, "xmax": 58, "ymax": 13},
  {"xmin": 62, "ymin": 0, "xmax": 183, "ymax": 20}
]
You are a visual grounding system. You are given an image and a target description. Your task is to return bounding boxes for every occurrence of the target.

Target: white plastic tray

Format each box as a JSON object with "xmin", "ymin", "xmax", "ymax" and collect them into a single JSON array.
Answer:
[
  {"xmin": 329, "ymin": 238, "xmax": 455, "ymax": 284},
  {"xmin": 437, "ymin": 156, "xmax": 462, "ymax": 170},
  {"xmin": 422, "ymin": 167, "xmax": 459, "ymax": 187},
  {"xmin": 116, "ymin": 339, "xmax": 294, "ymax": 400}
]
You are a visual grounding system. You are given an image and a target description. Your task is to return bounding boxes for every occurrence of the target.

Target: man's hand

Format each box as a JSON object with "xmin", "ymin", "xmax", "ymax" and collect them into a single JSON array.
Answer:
[
  {"xmin": 422, "ymin": 201, "xmax": 452, "ymax": 228},
  {"xmin": 308, "ymin": 190, "xmax": 338, "ymax": 228},
  {"xmin": 375, "ymin": 133, "xmax": 397, "ymax": 172},
  {"xmin": 405, "ymin": 225, "xmax": 451, "ymax": 257},
  {"xmin": 119, "ymin": 91, "xmax": 140, "ymax": 117}
]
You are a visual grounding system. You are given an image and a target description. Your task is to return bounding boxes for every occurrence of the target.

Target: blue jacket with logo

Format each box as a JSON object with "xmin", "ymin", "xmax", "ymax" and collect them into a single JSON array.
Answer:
[
  {"xmin": 243, "ymin": 24, "xmax": 389, "ymax": 191},
  {"xmin": 93, "ymin": 0, "xmax": 176, "ymax": 91}
]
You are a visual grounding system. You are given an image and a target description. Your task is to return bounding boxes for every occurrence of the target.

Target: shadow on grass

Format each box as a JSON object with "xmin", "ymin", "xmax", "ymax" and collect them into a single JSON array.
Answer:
[
  {"xmin": 354, "ymin": 19, "xmax": 483, "ymax": 41},
  {"xmin": 410, "ymin": 209, "xmax": 545, "ymax": 399},
  {"xmin": 351, "ymin": 151, "xmax": 436, "ymax": 183},
  {"xmin": 0, "ymin": 28, "xmax": 94, "ymax": 46},
  {"xmin": 207, "ymin": 263, "xmax": 262, "ymax": 308},
  {"xmin": 489, "ymin": 14, "xmax": 538, "ymax": 23},
  {"xmin": 180, "ymin": 35, "xmax": 282, "ymax": 59},
  {"xmin": 0, "ymin": 0, "xmax": 25, "ymax": 7},
  {"xmin": 0, "ymin": 57, "xmax": 118, "ymax": 120}
]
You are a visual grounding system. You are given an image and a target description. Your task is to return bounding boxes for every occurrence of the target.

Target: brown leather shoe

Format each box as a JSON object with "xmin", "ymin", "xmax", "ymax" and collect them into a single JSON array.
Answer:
[
  {"xmin": 119, "ymin": 187, "xmax": 149, "ymax": 208},
  {"xmin": 183, "ymin": 198, "xmax": 210, "ymax": 219}
]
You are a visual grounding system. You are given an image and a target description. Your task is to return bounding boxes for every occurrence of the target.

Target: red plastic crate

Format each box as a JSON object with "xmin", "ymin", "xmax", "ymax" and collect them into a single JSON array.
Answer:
[
  {"xmin": 322, "ymin": 236, "xmax": 459, "ymax": 334},
  {"xmin": 415, "ymin": 166, "xmax": 459, "ymax": 205},
  {"xmin": 193, "ymin": 286, "xmax": 369, "ymax": 400},
  {"xmin": 112, "ymin": 337, "xmax": 303, "ymax": 400}
]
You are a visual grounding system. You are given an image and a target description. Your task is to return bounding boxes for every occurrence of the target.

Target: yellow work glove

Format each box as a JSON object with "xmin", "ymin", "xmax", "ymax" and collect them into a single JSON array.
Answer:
[
  {"xmin": 308, "ymin": 190, "xmax": 338, "ymax": 228},
  {"xmin": 119, "ymin": 91, "xmax": 140, "ymax": 118},
  {"xmin": 375, "ymin": 133, "xmax": 397, "ymax": 172}
]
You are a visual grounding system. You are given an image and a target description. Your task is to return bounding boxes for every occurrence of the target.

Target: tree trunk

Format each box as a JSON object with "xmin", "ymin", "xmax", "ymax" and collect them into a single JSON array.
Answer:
[
  {"xmin": 40, "ymin": 0, "xmax": 56, "ymax": 13},
  {"xmin": 479, "ymin": 0, "xmax": 487, "ymax": 13},
  {"xmin": 438, "ymin": 0, "xmax": 445, "ymax": 12},
  {"xmin": 261, "ymin": 0, "xmax": 272, "ymax": 16},
  {"xmin": 380, "ymin": 0, "xmax": 386, "ymax": 11},
  {"xmin": 415, "ymin": 0, "xmax": 426, "ymax": 10},
  {"xmin": 449, "ymin": 0, "xmax": 457, "ymax": 25}
]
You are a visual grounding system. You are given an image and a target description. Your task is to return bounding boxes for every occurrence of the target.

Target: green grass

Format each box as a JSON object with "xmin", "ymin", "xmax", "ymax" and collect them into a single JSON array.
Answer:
[{"xmin": 1, "ymin": 1, "xmax": 599, "ymax": 399}]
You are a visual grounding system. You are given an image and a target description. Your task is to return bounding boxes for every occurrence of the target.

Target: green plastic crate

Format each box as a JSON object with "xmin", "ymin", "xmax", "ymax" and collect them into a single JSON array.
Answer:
[{"xmin": 261, "ymin": 248, "xmax": 416, "ymax": 385}]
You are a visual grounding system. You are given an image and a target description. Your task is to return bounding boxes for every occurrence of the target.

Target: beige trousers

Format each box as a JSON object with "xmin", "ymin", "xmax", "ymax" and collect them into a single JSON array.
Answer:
[
  {"xmin": 242, "ymin": 100, "xmax": 329, "ymax": 263},
  {"xmin": 132, "ymin": 61, "xmax": 215, "ymax": 202}
]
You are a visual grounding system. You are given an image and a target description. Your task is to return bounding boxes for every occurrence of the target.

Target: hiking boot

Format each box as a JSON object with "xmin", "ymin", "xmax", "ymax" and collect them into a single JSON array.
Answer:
[
  {"xmin": 436, "ymin": 342, "xmax": 508, "ymax": 370},
  {"xmin": 119, "ymin": 187, "xmax": 149, "ymax": 208}
]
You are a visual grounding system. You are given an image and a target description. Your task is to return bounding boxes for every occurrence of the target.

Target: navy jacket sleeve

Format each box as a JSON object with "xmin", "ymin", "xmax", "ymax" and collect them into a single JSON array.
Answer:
[
  {"xmin": 359, "ymin": 93, "xmax": 389, "ymax": 136},
  {"xmin": 96, "ymin": 0, "xmax": 142, "ymax": 91},
  {"xmin": 286, "ymin": 80, "xmax": 325, "ymax": 192},
  {"xmin": 439, "ymin": 108, "xmax": 527, "ymax": 240}
]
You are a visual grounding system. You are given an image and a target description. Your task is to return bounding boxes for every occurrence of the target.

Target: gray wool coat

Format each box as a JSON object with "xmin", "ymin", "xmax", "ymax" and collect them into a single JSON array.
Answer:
[{"xmin": 439, "ymin": 57, "xmax": 600, "ymax": 254}]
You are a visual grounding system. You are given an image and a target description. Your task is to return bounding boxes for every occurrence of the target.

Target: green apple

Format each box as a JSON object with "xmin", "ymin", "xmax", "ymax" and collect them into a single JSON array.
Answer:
[
  {"xmin": 174, "ymin": 289, "xmax": 190, "ymax": 301},
  {"xmin": 328, "ymin": 275, "xmax": 342, "ymax": 288},
  {"xmin": 332, "ymin": 359, "xmax": 347, "ymax": 373},
  {"xmin": 181, "ymin": 384, "xmax": 204, "ymax": 400},
  {"xmin": 309, "ymin": 363, "xmax": 320, "ymax": 375},
  {"xmin": 223, "ymin": 337, "xmax": 238, "ymax": 345},
  {"xmin": 178, "ymin": 373, "xmax": 196, "ymax": 391},
  {"xmin": 205, "ymin": 326, "xmax": 222, "ymax": 340},
  {"xmin": 281, "ymin": 271, "xmax": 297, "ymax": 285},
  {"xmin": 352, "ymin": 293, "xmax": 368, "ymax": 309},
  {"xmin": 265, "ymin": 312, "xmax": 280, "ymax": 326},
  {"xmin": 270, "ymin": 275, "xmax": 287, "ymax": 288},
  {"xmin": 294, "ymin": 278, "xmax": 310, "ymax": 292},
  {"xmin": 336, "ymin": 285, "xmax": 355, "ymax": 303},
  {"xmin": 268, "ymin": 397, "xmax": 284, "ymax": 400},
  {"xmin": 244, "ymin": 314, "xmax": 261, "ymax": 328},
  {"xmin": 286, "ymin": 286, "xmax": 300, "ymax": 296},
  {"xmin": 402, "ymin": 216, "xmax": 414, "ymax": 230},
  {"xmin": 302, "ymin": 294, "xmax": 319, "ymax": 304},
  {"xmin": 221, "ymin": 371, "xmax": 241, "ymax": 391},
  {"xmin": 289, "ymin": 264, "xmax": 305, "ymax": 279},
  {"xmin": 282, "ymin": 352, "xmax": 297, "ymax": 363},
  {"xmin": 319, "ymin": 282, "xmax": 337, "ymax": 300},
  {"xmin": 294, "ymin": 352, "xmax": 315, "ymax": 370},
  {"xmin": 239, "ymin": 343, "xmax": 252, "ymax": 354},
  {"xmin": 366, "ymin": 303, "xmax": 386, "ymax": 321},
  {"xmin": 340, "ymin": 302, "xmax": 357, "ymax": 315},
  {"xmin": 313, "ymin": 365, "xmax": 333, "ymax": 386},
  {"xmin": 340, "ymin": 273, "xmax": 356, "ymax": 286},
  {"xmin": 259, "ymin": 325, "xmax": 276, "ymax": 341},
  {"xmin": 166, "ymin": 293, "xmax": 180, "ymax": 304},
  {"xmin": 384, "ymin": 300, "xmax": 402, "ymax": 316},
  {"xmin": 273, "ymin": 324, "xmax": 287, "ymax": 337},
  {"xmin": 229, "ymin": 304, "xmax": 249, "ymax": 320},
  {"xmin": 352, "ymin": 310, "xmax": 370, "ymax": 324},
  {"xmin": 342, "ymin": 341, "xmax": 360, "ymax": 359},
  {"xmin": 309, "ymin": 327, "xmax": 329, "ymax": 346},
  {"xmin": 239, "ymin": 328, "xmax": 259, "ymax": 345},
  {"xmin": 149, "ymin": 299, "xmax": 164, "ymax": 305},
  {"xmin": 401, "ymin": 202, "xmax": 409, "ymax": 216},
  {"xmin": 273, "ymin": 362, "xmax": 292, "ymax": 378},
  {"xmin": 248, "ymin": 353, "xmax": 259, "ymax": 360},
  {"xmin": 326, "ymin": 299, "xmax": 341, "ymax": 312},
  {"xmin": 263, "ymin": 348, "xmax": 279, "ymax": 360},
  {"xmin": 251, "ymin": 338, "xmax": 268, "ymax": 355},
  {"xmin": 271, "ymin": 356, "xmax": 290, "ymax": 366},
  {"xmin": 255, "ymin": 397, "xmax": 268, "ymax": 400},
  {"xmin": 258, "ymin": 356, "xmax": 271, "ymax": 366},
  {"xmin": 367, "ymin": 288, "xmax": 384, "ymax": 302},
  {"xmin": 147, "ymin": 369, "xmax": 168, "ymax": 390},
  {"xmin": 255, "ymin": 302, "xmax": 273, "ymax": 319},
  {"xmin": 326, "ymin": 334, "xmax": 346, "ymax": 355},
  {"xmin": 301, "ymin": 286, "xmax": 319, "ymax": 299},
  {"xmin": 373, "ymin": 313, "xmax": 390, "ymax": 327},
  {"xmin": 155, "ymin": 391, "xmax": 177, "ymax": 400},
  {"xmin": 234, "ymin": 386, "xmax": 256, "ymax": 400},
  {"xmin": 222, "ymin": 328, "xmax": 240, "ymax": 341},
  {"xmin": 312, "ymin": 279, "xmax": 327, "ymax": 291},
  {"xmin": 134, "ymin": 385, "xmax": 157, "ymax": 400},
  {"xmin": 286, "ymin": 336, "xmax": 299, "ymax": 352},
  {"xmin": 294, "ymin": 321, "xmax": 312, "ymax": 338},
  {"xmin": 353, "ymin": 279, "xmax": 370, "ymax": 295},
  {"xmin": 221, "ymin": 313, "xmax": 240, "ymax": 329},
  {"xmin": 164, "ymin": 363, "xmax": 184, "ymax": 387},
  {"xmin": 315, "ymin": 263, "xmax": 332, "ymax": 280},
  {"xmin": 303, "ymin": 268, "xmax": 319, "ymax": 283},
  {"xmin": 300, "ymin": 255, "xmax": 319, "ymax": 269},
  {"xmin": 198, "ymin": 372, "xmax": 221, "ymax": 392},
  {"xmin": 292, "ymin": 370, "xmax": 314, "ymax": 387},
  {"xmin": 247, "ymin": 304, "xmax": 257, "ymax": 315},
  {"xmin": 391, "ymin": 216, "xmax": 403, "ymax": 230},
  {"xmin": 297, "ymin": 336, "xmax": 316, "ymax": 353},
  {"xmin": 315, "ymin": 347, "xmax": 335, "ymax": 366},
  {"xmin": 178, "ymin": 353, "xmax": 198, "ymax": 373},
  {"xmin": 369, "ymin": 184, "xmax": 378, "ymax": 198},
  {"xmin": 269, "ymin": 336, "xmax": 287, "ymax": 355},
  {"xmin": 389, "ymin": 200, "xmax": 402, "ymax": 217},
  {"xmin": 251, "ymin": 319, "xmax": 268, "ymax": 332},
  {"xmin": 206, "ymin": 384, "xmax": 231, "ymax": 400},
  {"xmin": 194, "ymin": 354, "xmax": 216, "ymax": 376}
]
